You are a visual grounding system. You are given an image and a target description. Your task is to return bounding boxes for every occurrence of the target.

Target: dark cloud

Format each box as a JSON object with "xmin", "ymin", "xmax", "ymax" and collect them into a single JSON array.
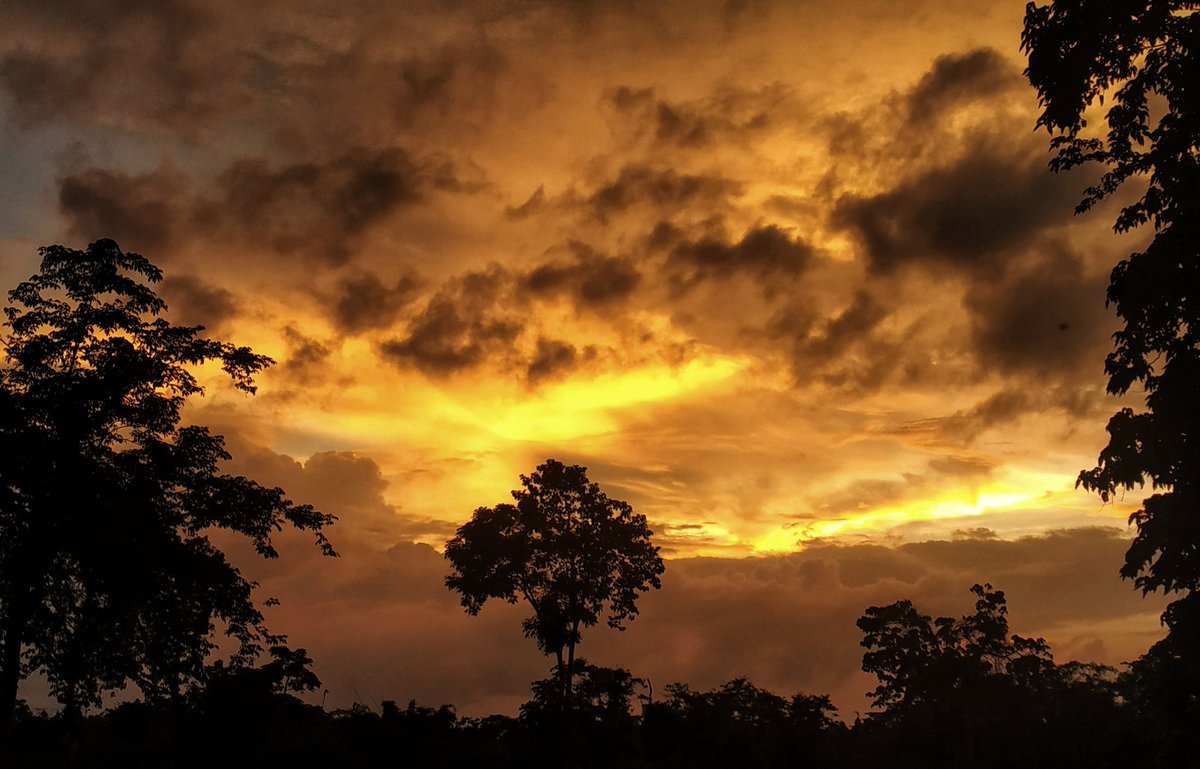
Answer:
[
  {"xmin": 378, "ymin": 251, "xmax": 640, "ymax": 381},
  {"xmin": 521, "ymin": 241, "xmax": 642, "ymax": 308},
  {"xmin": 526, "ymin": 338, "xmax": 579, "ymax": 384},
  {"xmin": 198, "ymin": 148, "xmax": 429, "ymax": 265},
  {"xmin": 833, "ymin": 143, "xmax": 1079, "ymax": 275},
  {"xmin": 588, "ymin": 164, "xmax": 742, "ymax": 222},
  {"xmin": 605, "ymin": 84, "xmax": 781, "ymax": 150},
  {"xmin": 58, "ymin": 166, "xmax": 189, "ymax": 255},
  {"xmin": 328, "ymin": 272, "xmax": 422, "ymax": 334},
  {"xmin": 965, "ymin": 244, "xmax": 1114, "ymax": 380},
  {"xmin": 505, "ymin": 185, "xmax": 546, "ymax": 220},
  {"xmin": 160, "ymin": 274, "xmax": 238, "ymax": 329},
  {"xmin": 0, "ymin": 49, "xmax": 100, "ymax": 127},
  {"xmin": 905, "ymin": 48, "xmax": 1021, "ymax": 124},
  {"xmin": 0, "ymin": 0, "xmax": 224, "ymax": 133},
  {"xmin": 380, "ymin": 266, "xmax": 524, "ymax": 376},
  {"xmin": 762, "ymin": 291, "xmax": 941, "ymax": 394},
  {"xmin": 395, "ymin": 41, "xmax": 508, "ymax": 128},
  {"xmin": 884, "ymin": 383, "xmax": 1104, "ymax": 450},
  {"xmin": 56, "ymin": 145, "xmax": 481, "ymax": 268},
  {"xmin": 663, "ymin": 223, "xmax": 815, "ymax": 290},
  {"xmin": 791, "ymin": 291, "xmax": 887, "ymax": 364},
  {"xmin": 277, "ymin": 326, "xmax": 334, "ymax": 386}
]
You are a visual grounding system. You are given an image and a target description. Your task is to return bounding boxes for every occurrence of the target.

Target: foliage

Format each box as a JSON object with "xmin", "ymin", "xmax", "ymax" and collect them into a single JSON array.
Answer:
[
  {"xmin": 520, "ymin": 660, "xmax": 642, "ymax": 724},
  {"xmin": 642, "ymin": 678, "xmax": 843, "ymax": 769},
  {"xmin": 0, "ymin": 240, "xmax": 335, "ymax": 726},
  {"xmin": 856, "ymin": 584, "xmax": 1134, "ymax": 769},
  {"xmin": 444, "ymin": 459, "xmax": 664, "ymax": 701},
  {"xmin": 1023, "ymin": 5, "xmax": 1200, "ymax": 756},
  {"xmin": 857, "ymin": 583, "xmax": 1053, "ymax": 712},
  {"xmin": 1024, "ymin": 2, "xmax": 1200, "ymax": 596}
]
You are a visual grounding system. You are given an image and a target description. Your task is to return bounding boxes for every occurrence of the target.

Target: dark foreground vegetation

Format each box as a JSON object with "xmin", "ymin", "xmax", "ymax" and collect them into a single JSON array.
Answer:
[{"xmin": 2, "ymin": 582, "xmax": 1195, "ymax": 769}]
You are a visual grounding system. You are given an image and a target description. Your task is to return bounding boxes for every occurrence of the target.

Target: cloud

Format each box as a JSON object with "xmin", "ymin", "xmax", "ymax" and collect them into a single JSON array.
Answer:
[
  {"xmin": 505, "ymin": 185, "xmax": 546, "ymax": 220},
  {"xmin": 662, "ymin": 223, "xmax": 815, "ymax": 290},
  {"xmin": 0, "ymin": 0, "xmax": 222, "ymax": 132},
  {"xmin": 276, "ymin": 326, "xmax": 335, "ymax": 386},
  {"xmin": 160, "ymin": 274, "xmax": 238, "ymax": 330},
  {"xmin": 380, "ymin": 266, "xmax": 524, "ymax": 376},
  {"xmin": 605, "ymin": 83, "xmax": 786, "ymax": 150},
  {"xmin": 905, "ymin": 48, "xmax": 1022, "ymax": 124},
  {"xmin": 521, "ymin": 241, "xmax": 642, "ymax": 308},
  {"xmin": 197, "ymin": 148, "xmax": 459, "ymax": 265},
  {"xmin": 55, "ymin": 145, "xmax": 484, "ymax": 270},
  {"xmin": 394, "ymin": 40, "xmax": 509, "ymax": 129},
  {"xmin": 817, "ymin": 454, "xmax": 994, "ymax": 518},
  {"xmin": 526, "ymin": 338, "xmax": 580, "ymax": 384},
  {"xmin": 964, "ymin": 243, "xmax": 1114, "ymax": 381},
  {"xmin": 58, "ymin": 165, "xmax": 189, "ymax": 255},
  {"xmin": 588, "ymin": 164, "xmax": 743, "ymax": 221},
  {"xmin": 377, "ymin": 249, "xmax": 648, "ymax": 382},
  {"xmin": 326, "ymin": 271, "xmax": 422, "ymax": 335},
  {"xmin": 964, "ymin": 244, "xmax": 1113, "ymax": 379},
  {"xmin": 833, "ymin": 142, "xmax": 1079, "ymax": 275}
]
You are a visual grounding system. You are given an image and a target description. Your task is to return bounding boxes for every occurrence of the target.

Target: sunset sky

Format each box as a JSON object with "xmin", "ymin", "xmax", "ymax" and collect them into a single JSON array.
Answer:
[{"xmin": 0, "ymin": 0, "xmax": 1168, "ymax": 717}]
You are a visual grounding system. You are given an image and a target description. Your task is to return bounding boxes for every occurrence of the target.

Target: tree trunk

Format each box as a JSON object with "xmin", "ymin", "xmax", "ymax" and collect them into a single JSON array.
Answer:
[
  {"xmin": 565, "ymin": 619, "xmax": 580, "ymax": 705},
  {"xmin": 0, "ymin": 598, "xmax": 29, "ymax": 736},
  {"xmin": 555, "ymin": 648, "xmax": 567, "ymax": 706}
]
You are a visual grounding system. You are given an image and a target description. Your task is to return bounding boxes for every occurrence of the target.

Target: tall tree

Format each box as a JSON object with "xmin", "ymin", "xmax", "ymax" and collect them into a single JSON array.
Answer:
[
  {"xmin": 444, "ymin": 459, "xmax": 663, "ymax": 703},
  {"xmin": 0, "ymin": 240, "xmax": 335, "ymax": 727},
  {"xmin": 1023, "ymin": 4, "xmax": 1200, "ymax": 751}
]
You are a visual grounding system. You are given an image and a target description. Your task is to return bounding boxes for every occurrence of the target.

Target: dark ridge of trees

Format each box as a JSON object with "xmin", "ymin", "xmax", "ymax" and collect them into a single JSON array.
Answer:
[
  {"xmin": 0, "ymin": 582, "xmax": 1171, "ymax": 769},
  {"xmin": 0, "ymin": 240, "xmax": 335, "ymax": 739},
  {"xmin": 1023, "ymin": 2, "xmax": 1200, "ymax": 759},
  {"xmin": 444, "ymin": 459, "xmax": 665, "ymax": 705}
]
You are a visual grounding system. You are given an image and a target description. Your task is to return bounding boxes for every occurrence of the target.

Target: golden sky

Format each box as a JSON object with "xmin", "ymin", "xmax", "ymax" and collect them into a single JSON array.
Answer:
[{"xmin": 0, "ymin": 0, "xmax": 1166, "ymax": 716}]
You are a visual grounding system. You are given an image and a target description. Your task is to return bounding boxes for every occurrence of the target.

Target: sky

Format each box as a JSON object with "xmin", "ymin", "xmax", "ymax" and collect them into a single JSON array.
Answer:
[{"xmin": 0, "ymin": 0, "xmax": 1168, "ymax": 717}]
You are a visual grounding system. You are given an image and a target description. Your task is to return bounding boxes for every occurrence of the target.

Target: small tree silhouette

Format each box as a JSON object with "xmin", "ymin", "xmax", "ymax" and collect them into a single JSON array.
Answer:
[{"xmin": 444, "ymin": 459, "xmax": 663, "ymax": 703}]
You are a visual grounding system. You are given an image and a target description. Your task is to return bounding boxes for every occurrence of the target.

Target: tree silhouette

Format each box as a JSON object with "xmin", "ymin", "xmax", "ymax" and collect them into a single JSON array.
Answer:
[
  {"xmin": 854, "ymin": 584, "xmax": 1143, "ymax": 769},
  {"xmin": 857, "ymin": 584, "xmax": 1053, "ymax": 714},
  {"xmin": 642, "ymin": 678, "xmax": 842, "ymax": 769},
  {"xmin": 0, "ymin": 240, "xmax": 335, "ymax": 729},
  {"xmin": 1023, "ymin": 5, "xmax": 1200, "ymax": 757},
  {"xmin": 444, "ymin": 459, "xmax": 663, "ymax": 703}
]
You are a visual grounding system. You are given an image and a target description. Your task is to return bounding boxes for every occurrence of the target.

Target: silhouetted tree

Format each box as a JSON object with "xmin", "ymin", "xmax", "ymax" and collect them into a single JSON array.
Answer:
[
  {"xmin": 444, "ymin": 459, "xmax": 663, "ymax": 704},
  {"xmin": 857, "ymin": 584, "xmax": 1133, "ymax": 769},
  {"xmin": 0, "ymin": 240, "xmax": 335, "ymax": 730},
  {"xmin": 521, "ymin": 659, "xmax": 642, "ymax": 724},
  {"xmin": 1023, "ymin": 5, "xmax": 1200, "ymax": 757},
  {"xmin": 642, "ymin": 678, "xmax": 842, "ymax": 769},
  {"xmin": 857, "ymin": 584, "xmax": 1052, "ymax": 714}
]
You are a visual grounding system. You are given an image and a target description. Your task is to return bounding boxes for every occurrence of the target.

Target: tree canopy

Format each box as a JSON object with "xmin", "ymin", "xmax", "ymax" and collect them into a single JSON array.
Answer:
[
  {"xmin": 1024, "ymin": 0, "xmax": 1200, "ymax": 598},
  {"xmin": 0, "ymin": 240, "xmax": 335, "ymax": 727},
  {"xmin": 444, "ymin": 459, "xmax": 664, "ymax": 703},
  {"xmin": 1023, "ymin": 3, "xmax": 1200, "ymax": 754}
]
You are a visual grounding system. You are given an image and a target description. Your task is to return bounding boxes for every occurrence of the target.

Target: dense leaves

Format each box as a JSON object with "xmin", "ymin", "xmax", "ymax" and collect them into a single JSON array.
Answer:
[
  {"xmin": 1024, "ymin": 1, "xmax": 1200, "ymax": 595},
  {"xmin": 856, "ymin": 585, "xmax": 1133, "ymax": 769},
  {"xmin": 1024, "ymin": 3, "xmax": 1200, "ymax": 757},
  {"xmin": 857, "ymin": 584, "xmax": 1054, "ymax": 712},
  {"xmin": 0, "ymin": 240, "xmax": 335, "ymax": 728}
]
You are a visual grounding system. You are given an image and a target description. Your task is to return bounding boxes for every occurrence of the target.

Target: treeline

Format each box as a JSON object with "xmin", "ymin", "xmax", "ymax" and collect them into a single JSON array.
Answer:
[{"xmin": 3, "ymin": 584, "xmax": 1190, "ymax": 769}]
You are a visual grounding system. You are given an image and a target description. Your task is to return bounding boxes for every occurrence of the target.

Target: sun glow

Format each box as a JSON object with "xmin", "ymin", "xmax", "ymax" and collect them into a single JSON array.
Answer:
[{"xmin": 799, "ymin": 486, "xmax": 1044, "ymax": 541}]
